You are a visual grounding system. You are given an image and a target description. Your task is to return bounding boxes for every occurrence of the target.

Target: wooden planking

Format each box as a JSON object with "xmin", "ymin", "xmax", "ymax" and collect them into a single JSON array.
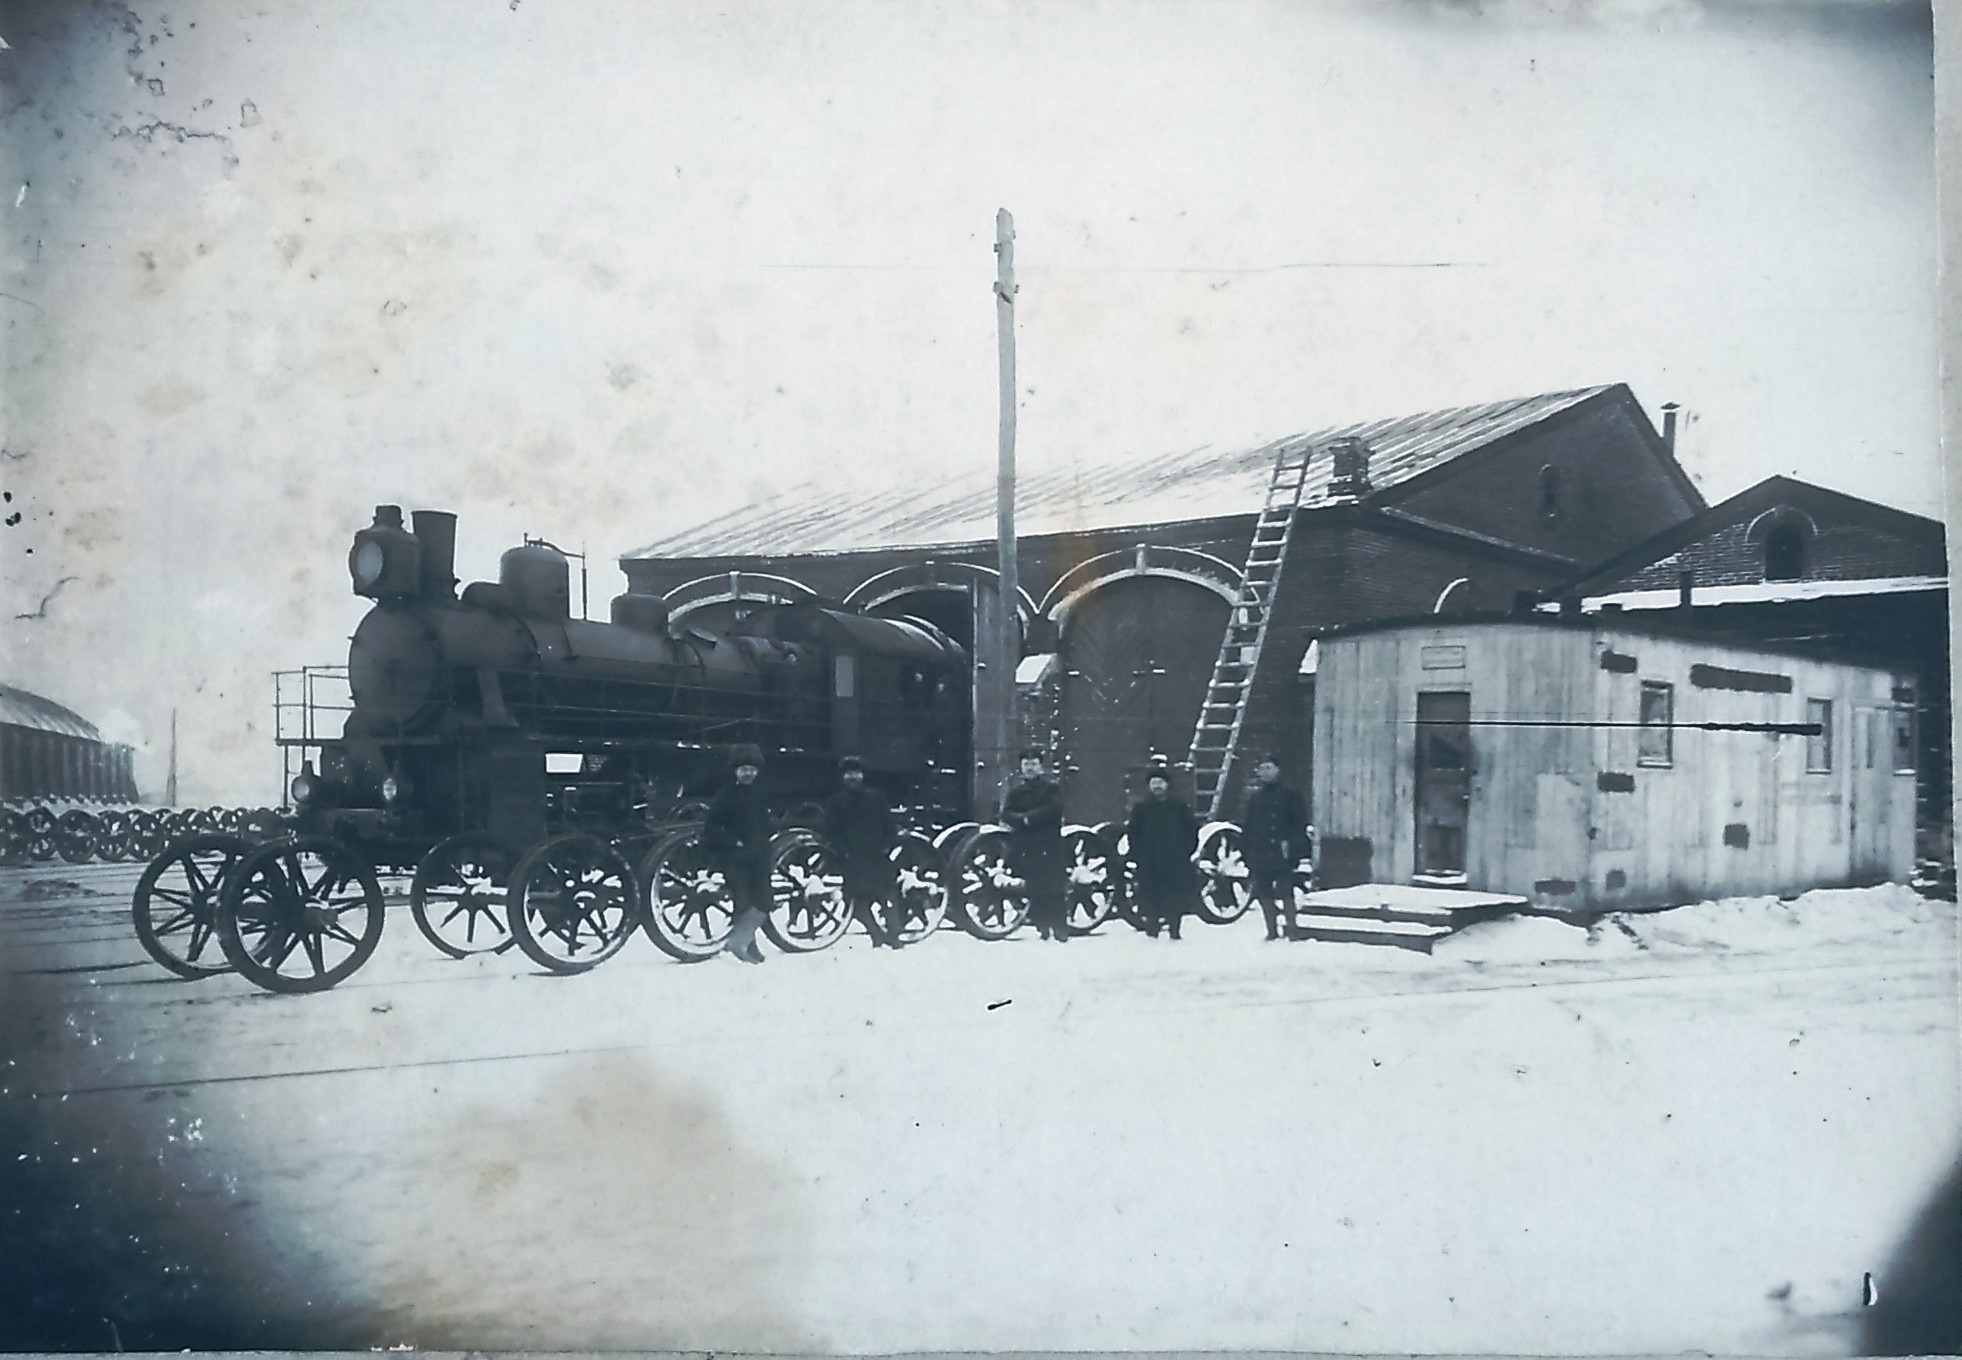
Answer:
[{"xmin": 1315, "ymin": 620, "xmax": 1916, "ymax": 909}]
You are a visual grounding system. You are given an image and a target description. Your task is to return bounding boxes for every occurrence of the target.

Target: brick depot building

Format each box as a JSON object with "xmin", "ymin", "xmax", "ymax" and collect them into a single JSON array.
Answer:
[{"xmin": 622, "ymin": 384, "xmax": 1705, "ymax": 822}]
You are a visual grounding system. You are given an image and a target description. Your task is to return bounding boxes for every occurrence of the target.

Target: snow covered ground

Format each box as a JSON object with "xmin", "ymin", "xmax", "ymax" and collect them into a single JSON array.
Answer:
[{"xmin": 2, "ymin": 865, "xmax": 1956, "ymax": 1354}]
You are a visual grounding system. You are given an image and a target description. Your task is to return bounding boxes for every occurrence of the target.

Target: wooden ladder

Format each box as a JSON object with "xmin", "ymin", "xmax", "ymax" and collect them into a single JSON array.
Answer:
[{"xmin": 1188, "ymin": 440, "xmax": 1315, "ymax": 820}]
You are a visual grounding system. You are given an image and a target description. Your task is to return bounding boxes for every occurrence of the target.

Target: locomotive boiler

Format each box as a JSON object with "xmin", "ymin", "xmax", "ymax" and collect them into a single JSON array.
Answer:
[{"xmin": 300, "ymin": 505, "xmax": 971, "ymax": 857}]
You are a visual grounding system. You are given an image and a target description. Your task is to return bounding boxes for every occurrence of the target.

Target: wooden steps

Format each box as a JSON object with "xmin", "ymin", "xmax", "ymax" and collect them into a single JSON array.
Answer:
[{"xmin": 1284, "ymin": 883, "xmax": 1529, "ymax": 952}]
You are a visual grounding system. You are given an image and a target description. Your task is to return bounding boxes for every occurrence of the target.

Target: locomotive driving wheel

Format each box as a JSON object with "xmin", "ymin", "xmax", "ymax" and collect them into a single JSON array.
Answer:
[
  {"xmin": 131, "ymin": 833, "xmax": 249, "ymax": 979},
  {"xmin": 639, "ymin": 828, "xmax": 735, "ymax": 962},
  {"xmin": 130, "ymin": 810, "xmax": 169, "ymax": 862},
  {"xmin": 950, "ymin": 827, "xmax": 1032, "ymax": 940},
  {"xmin": 761, "ymin": 830, "xmax": 853, "ymax": 953},
  {"xmin": 95, "ymin": 809, "xmax": 136, "ymax": 862},
  {"xmin": 506, "ymin": 833, "xmax": 639, "ymax": 973},
  {"xmin": 1194, "ymin": 823, "xmax": 1254, "ymax": 924},
  {"xmin": 410, "ymin": 833, "xmax": 517, "ymax": 958},
  {"xmin": 218, "ymin": 837, "xmax": 387, "ymax": 994},
  {"xmin": 1062, "ymin": 825, "xmax": 1119, "ymax": 936},
  {"xmin": 23, "ymin": 807, "xmax": 57, "ymax": 862},
  {"xmin": 872, "ymin": 831, "xmax": 950, "ymax": 948}
]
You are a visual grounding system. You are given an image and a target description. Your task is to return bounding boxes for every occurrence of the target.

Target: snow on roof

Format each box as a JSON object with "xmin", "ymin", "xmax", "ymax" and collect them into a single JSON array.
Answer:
[
  {"xmin": 1569, "ymin": 575, "xmax": 1947, "ymax": 612},
  {"xmin": 0, "ymin": 682, "xmax": 104, "ymax": 742},
  {"xmin": 628, "ymin": 386, "xmax": 1615, "ymax": 559}
]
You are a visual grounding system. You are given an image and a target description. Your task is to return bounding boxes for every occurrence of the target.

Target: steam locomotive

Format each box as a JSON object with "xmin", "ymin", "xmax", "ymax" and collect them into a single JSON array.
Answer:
[{"xmin": 126, "ymin": 506, "xmax": 1250, "ymax": 995}]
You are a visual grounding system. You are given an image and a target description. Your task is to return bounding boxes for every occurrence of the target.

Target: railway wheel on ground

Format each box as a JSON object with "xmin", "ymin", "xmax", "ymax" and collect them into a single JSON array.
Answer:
[
  {"xmin": 639, "ymin": 828, "xmax": 735, "ymax": 962},
  {"xmin": 870, "ymin": 831, "xmax": 949, "ymax": 948},
  {"xmin": 1062, "ymin": 825, "xmax": 1119, "ymax": 936},
  {"xmin": 217, "ymin": 838, "xmax": 386, "ymax": 994},
  {"xmin": 762, "ymin": 830, "xmax": 853, "ymax": 953},
  {"xmin": 131, "ymin": 834, "xmax": 248, "ymax": 979},
  {"xmin": 1194, "ymin": 822, "xmax": 1254, "ymax": 925},
  {"xmin": 0, "ymin": 809, "xmax": 28, "ymax": 866},
  {"xmin": 242, "ymin": 807, "xmax": 285, "ymax": 842},
  {"xmin": 23, "ymin": 807, "xmax": 57, "ymax": 862},
  {"xmin": 55, "ymin": 810, "xmax": 99, "ymax": 865},
  {"xmin": 506, "ymin": 833, "xmax": 639, "ymax": 974},
  {"xmin": 950, "ymin": 827, "xmax": 1032, "ymax": 940},
  {"xmin": 1099, "ymin": 826, "xmax": 1150, "ymax": 931},
  {"xmin": 130, "ymin": 810, "xmax": 170, "ymax": 861},
  {"xmin": 95, "ymin": 809, "xmax": 135, "ymax": 862},
  {"xmin": 410, "ymin": 833, "xmax": 517, "ymax": 958},
  {"xmin": 217, "ymin": 807, "xmax": 246, "ymax": 836}
]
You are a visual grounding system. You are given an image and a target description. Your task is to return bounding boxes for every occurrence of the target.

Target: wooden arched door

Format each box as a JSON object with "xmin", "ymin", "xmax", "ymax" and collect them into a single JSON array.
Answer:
[{"xmin": 1057, "ymin": 576, "xmax": 1229, "ymax": 824}]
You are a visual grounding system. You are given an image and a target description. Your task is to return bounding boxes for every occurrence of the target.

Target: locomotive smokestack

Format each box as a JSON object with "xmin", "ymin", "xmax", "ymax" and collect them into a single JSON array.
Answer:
[{"xmin": 412, "ymin": 510, "xmax": 458, "ymax": 601}]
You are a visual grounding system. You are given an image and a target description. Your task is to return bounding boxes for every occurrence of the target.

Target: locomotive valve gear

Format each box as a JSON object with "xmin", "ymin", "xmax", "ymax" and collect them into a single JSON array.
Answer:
[
  {"xmin": 1244, "ymin": 758, "xmax": 1308, "ymax": 941},
  {"xmin": 1001, "ymin": 752, "xmax": 1068, "ymax": 943},
  {"xmin": 823, "ymin": 758, "xmax": 901, "ymax": 947},
  {"xmin": 1127, "ymin": 771, "xmax": 1199, "ymax": 940}
]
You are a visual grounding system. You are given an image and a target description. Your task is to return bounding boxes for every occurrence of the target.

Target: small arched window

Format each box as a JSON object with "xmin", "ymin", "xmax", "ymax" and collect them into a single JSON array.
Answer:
[
  {"xmin": 1764, "ymin": 523, "xmax": 1807, "ymax": 581},
  {"xmin": 1537, "ymin": 465, "xmax": 1563, "ymax": 522}
]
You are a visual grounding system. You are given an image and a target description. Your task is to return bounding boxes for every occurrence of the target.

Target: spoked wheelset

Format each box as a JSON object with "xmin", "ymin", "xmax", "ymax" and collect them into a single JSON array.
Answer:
[
  {"xmin": 867, "ymin": 830, "xmax": 950, "ymax": 948},
  {"xmin": 506, "ymin": 833, "xmax": 640, "ymax": 973},
  {"xmin": 762, "ymin": 830, "xmax": 855, "ymax": 953},
  {"xmin": 1194, "ymin": 823, "xmax": 1255, "ymax": 924},
  {"xmin": 1062, "ymin": 825, "xmax": 1119, "ymax": 936},
  {"xmin": 131, "ymin": 833, "xmax": 250, "ymax": 979},
  {"xmin": 217, "ymin": 837, "xmax": 387, "ymax": 994},
  {"xmin": 640, "ymin": 827, "xmax": 737, "ymax": 962},
  {"xmin": 411, "ymin": 833, "xmax": 518, "ymax": 958},
  {"xmin": 950, "ymin": 827, "xmax": 1032, "ymax": 940}
]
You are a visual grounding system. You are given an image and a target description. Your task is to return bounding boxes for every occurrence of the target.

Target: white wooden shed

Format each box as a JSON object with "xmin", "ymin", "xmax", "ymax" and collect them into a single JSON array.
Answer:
[{"xmin": 1310, "ymin": 616, "xmax": 1918, "ymax": 910}]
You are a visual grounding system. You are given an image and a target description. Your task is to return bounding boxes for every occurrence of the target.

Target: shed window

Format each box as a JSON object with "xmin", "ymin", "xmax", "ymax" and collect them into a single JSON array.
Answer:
[
  {"xmin": 1638, "ymin": 682, "xmax": 1673, "ymax": 766},
  {"xmin": 1765, "ymin": 524, "xmax": 1808, "ymax": 581},
  {"xmin": 1892, "ymin": 707, "xmax": 1917, "ymax": 773},
  {"xmin": 833, "ymin": 654, "xmax": 856, "ymax": 699},
  {"xmin": 1537, "ymin": 465, "xmax": 1563, "ymax": 522},
  {"xmin": 1805, "ymin": 698, "xmax": 1833, "ymax": 773}
]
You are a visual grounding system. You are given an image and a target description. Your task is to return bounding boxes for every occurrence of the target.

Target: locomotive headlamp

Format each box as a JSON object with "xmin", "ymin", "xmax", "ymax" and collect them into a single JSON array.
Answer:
[
  {"xmin": 351, "ymin": 539, "xmax": 387, "ymax": 591},
  {"xmin": 381, "ymin": 766, "xmax": 412, "ymax": 806},
  {"xmin": 290, "ymin": 762, "xmax": 318, "ymax": 807}
]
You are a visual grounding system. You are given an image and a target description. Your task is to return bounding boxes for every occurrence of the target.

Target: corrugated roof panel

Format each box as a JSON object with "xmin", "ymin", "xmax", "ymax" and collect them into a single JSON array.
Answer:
[
  {"xmin": 628, "ymin": 386, "xmax": 1614, "ymax": 558},
  {"xmin": 0, "ymin": 683, "xmax": 105, "ymax": 741}
]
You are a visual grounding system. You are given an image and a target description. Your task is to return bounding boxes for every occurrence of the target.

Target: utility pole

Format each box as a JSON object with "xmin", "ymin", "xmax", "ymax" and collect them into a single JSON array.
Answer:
[
  {"xmin": 992, "ymin": 208, "xmax": 1019, "ymax": 810},
  {"xmin": 165, "ymin": 707, "xmax": 178, "ymax": 807}
]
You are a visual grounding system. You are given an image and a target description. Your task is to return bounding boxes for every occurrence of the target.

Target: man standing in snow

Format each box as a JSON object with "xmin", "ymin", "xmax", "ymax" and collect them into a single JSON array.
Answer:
[
  {"xmin": 1243, "ymin": 755, "xmax": 1308, "ymax": 941},
  {"xmin": 822, "ymin": 755, "xmax": 902, "ymax": 947},
  {"xmin": 1126, "ymin": 755, "xmax": 1200, "ymax": 939},
  {"xmin": 1000, "ymin": 747, "xmax": 1069, "ymax": 942},
  {"xmin": 703, "ymin": 743, "xmax": 773, "ymax": 964}
]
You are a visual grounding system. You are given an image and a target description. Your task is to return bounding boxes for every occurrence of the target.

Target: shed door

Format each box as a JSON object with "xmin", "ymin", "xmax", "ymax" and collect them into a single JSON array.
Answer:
[
  {"xmin": 1415, "ymin": 691, "xmax": 1472, "ymax": 876},
  {"xmin": 1058, "ymin": 577, "xmax": 1229, "ymax": 824}
]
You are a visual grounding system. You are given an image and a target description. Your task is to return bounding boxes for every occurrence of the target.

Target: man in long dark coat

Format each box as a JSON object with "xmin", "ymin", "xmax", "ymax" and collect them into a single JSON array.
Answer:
[
  {"xmin": 1000, "ymin": 748, "xmax": 1069, "ymax": 942},
  {"xmin": 702, "ymin": 743, "xmax": 773, "ymax": 964},
  {"xmin": 1126, "ymin": 762, "xmax": 1199, "ymax": 939},
  {"xmin": 1243, "ymin": 755, "xmax": 1309, "ymax": 941},
  {"xmin": 822, "ymin": 755, "xmax": 902, "ymax": 946}
]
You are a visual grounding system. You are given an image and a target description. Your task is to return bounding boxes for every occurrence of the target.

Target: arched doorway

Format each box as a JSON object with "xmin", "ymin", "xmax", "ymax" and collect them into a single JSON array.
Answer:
[{"xmin": 1056, "ymin": 575, "xmax": 1231, "ymax": 823}]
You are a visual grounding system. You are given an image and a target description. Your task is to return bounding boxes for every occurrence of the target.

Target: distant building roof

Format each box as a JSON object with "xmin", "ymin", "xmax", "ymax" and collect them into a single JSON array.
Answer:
[
  {"xmin": 1563, "ymin": 575, "xmax": 1948, "ymax": 613},
  {"xmin": 628, "ymin": 385, "xmax": 1620, "ymax": 559},
  {"xmin": 0, "ymin": 683, "xmax": 104, "ymax": 741}
]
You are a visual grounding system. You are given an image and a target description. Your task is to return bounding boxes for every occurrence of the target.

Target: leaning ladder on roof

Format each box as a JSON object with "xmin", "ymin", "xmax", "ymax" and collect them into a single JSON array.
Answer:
[{"xmin": 1188, "ymin": 439, "xmax": 1315, "ymax": 820}]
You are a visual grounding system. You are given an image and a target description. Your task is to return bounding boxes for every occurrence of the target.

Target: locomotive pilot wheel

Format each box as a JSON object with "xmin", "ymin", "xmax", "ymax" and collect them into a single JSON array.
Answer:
[
  {"xmin": 410, "ymin": 833, "xmax": 518, "ymax": 958},
  {"xmin": 761, "ymin": 830, "xmax": 853, "ymax": 954},
  {"xmin": 506, "ymin": 833, "xmax": 640, "ymax": 974},
  {"xmin": 875, "ymin": 830, "xmax": 950, "ymax": 948},
  {"xmin": 1194, "ymin": 823, "xmax": 1255, "ymax": 925},
  {"xmin": 639, "ymin": 828, "xmax": 736, "ymax": 962},
  {"xmin": 1062, "ymin": 825, "xmax": 1119, "ymax": 936},
  {"xmin": 131, "ymin": 833, "xmax": 249, "ymax": 979},
  {"xmin": 949, "ymin": 827, "xmax": 1033, "ymax": 941},
  {"xmin": 217, "ymin": 837, "xmax": 387, "ymax": 994}
]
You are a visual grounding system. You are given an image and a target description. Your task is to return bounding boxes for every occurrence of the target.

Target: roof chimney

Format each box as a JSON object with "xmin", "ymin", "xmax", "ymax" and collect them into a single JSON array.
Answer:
[
  {"xmin": 1660, "ymin": 402, "xmax": 1680, "ymax": 455},
  {"xmin": 1678, "ymin": 567, "xmax": 1694, "ymax": 611},
  {"xmin": 1327, "ymin": 437, "xmax": 1373, "ymax": 500}
]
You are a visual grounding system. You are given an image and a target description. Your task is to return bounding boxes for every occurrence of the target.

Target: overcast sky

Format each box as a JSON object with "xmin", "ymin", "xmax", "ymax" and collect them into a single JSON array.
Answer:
[{"xmin": 0, "ymin": 0, "xmax": 1940, "ymax": 802}]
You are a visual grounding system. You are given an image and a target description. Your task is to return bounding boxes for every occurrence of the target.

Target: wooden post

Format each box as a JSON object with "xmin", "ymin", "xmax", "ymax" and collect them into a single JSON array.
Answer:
[
  {"xmin": 990, "ymin": 208, "xmax": 1019, "ymax": 812},
  {"xmin": 165, "ymin": 707, "xmax": 178, "ymax": 807}
]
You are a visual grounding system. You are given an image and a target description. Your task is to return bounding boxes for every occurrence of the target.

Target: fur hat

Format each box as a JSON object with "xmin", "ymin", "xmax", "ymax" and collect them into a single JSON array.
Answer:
[
  {"xmin": 838, "ymin": 754, "xmax": 865, "ymax": 775},
  {"xmin": 729, "ymin": 743, "xmax": 766, "ymax": 769},
  {"xmin": 1016, "ymin": 746, "xmax": 1046, "ymax": 764}
]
